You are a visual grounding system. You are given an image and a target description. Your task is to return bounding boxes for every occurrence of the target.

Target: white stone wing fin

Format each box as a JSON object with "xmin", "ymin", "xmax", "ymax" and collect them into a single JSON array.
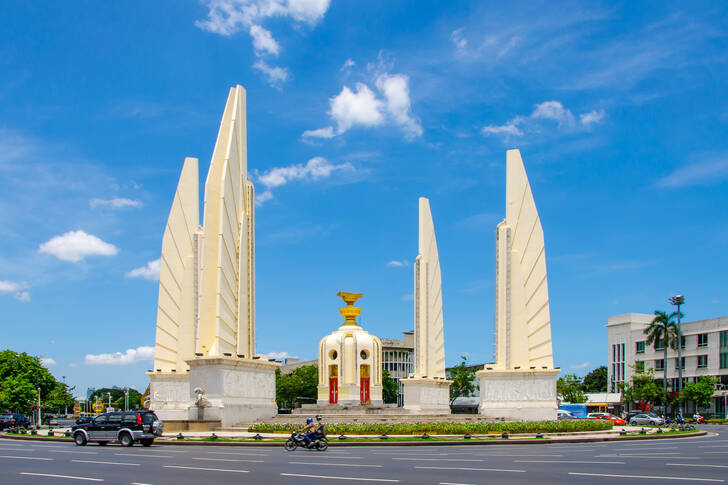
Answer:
[
  {"xmin": 414, "ymin": 197, "xmax": 446, "ymax": 378},
  {"xmin": 154, "ymin": 157, "xmax": 199, "ymax": 372},
  {"xmin": 505, "ymin": 149, "xmax": 553, "ymax": 368},
  {"xmin": 198, "ymin": 85, "xmax": 248, "ymax": 357}
]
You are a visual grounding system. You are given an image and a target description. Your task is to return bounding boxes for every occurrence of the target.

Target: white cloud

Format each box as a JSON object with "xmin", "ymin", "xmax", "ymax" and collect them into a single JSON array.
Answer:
[
  {"xmin": 531, "ymin": 101, "xmax": 576, "ymax": 128},
  {"xmin": 253, "ymin": 60, "xmax": 290, "ymax": 86},
  {"xmin": 580, "ymin": 109, "xmax": 606, "ymax": 125},
  {"xmin": 0, "ymin": 280, "xmax": 31, "ymax": 302},
  {"xmin": 68, "ymin": 362, "xmax": 78, "ymax": 368},
  {"xmin": 655, "ymin": 157, "xmax": 728, "ymax": 188},
  {"xmin": 482, "ymin": 119, "xmax": 524, "ymax": 137},
  {"xmin": 329, "ymin": 83, "xmax": 385, "ymax": 133},
  {"xmin": 341, "ymin": 58, "xmax": 356, "ymax": 70},
  {"xmin": 89, "ymin": 197, "xmax": 142, "ymax": 209},
  {"xmin": 195, "ymin": 0, "xmax": 330, "ymax": 83},
  {"xmin": 255, "ymin": 157, "xmax": 354, "ymax": 205},
  {"xmin": 249, "ymin": 24, "xmax": 280, "ymax": 56},
  {"xmin": 263, "ymin": 351, "xmax": 298, "ymax": 361},
  {"xmin": 84, "ymin": 346, "xmax": 155, "ymax": 365},
  {"xmin": 386, "ymin": 260, "xmax": 408, "ymax": 267},
  {"xmin": 126, "ymin": 258, "xmax": 161, "ymax": 281},
  {"xmin": 375, "ymin": 74, "xmax": 422, "ymax": 139},
  {"xmin": 40, "ymin": 357, "xmax": 56, "ymax": 367},
  {"xmin": 483, "ymin": 101, "xmax": 605, "ymax": 139},
  {"xmin": 569, "ymin": 361, "xmax": 591, "ymax": 370},
  {"xmin": 255, "ymin": 189, "xmax": 274, "ymax": 206},
  {"xmin": 39, "ymin": 230, "xmax": 118, "ymax": 263},
  {"xmin": 306, "ymin": 71, "xmax": 422, "ymax": 140},
  {"xmin": 301, "ymin": 126, "xmax": 335, "ymax": 139},
  {"xmin": 451, "ymin": 28, "xmax": 467, "ymax": 50}
]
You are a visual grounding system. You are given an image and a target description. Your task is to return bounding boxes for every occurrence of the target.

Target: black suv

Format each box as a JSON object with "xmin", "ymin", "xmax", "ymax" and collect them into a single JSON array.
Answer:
[
  {"xmin": 0, "ymin": 413, "xmax": 30, "ymax": 430},
  {"xmin": 71, "ymin": 411, "xmax": 163, "ymax": 447}
]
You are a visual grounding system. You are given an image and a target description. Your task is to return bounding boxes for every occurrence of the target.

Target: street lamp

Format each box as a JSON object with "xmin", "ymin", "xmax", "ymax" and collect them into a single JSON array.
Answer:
[
  {"xmin": 669, "ymin": 294, "xmax": 685, "ymax": 418},
  {"xmin": 37, "ymin": 387, "xmax": 41, "ymax": 429}
]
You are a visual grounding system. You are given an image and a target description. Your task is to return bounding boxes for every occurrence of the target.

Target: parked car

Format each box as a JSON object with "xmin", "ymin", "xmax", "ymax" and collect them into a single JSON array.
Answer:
[
  {"xmin": 75, "ymin": 415, "xmax": 95, "ymax": 425},
  {"xmin": 71, "ymin": 411, "xmax": 163, "ymax": 447},
  {"xmin": 595, "ymin": 414, "xmax": 627, "ymax": 426},
  {"xmin": 587, "ymin": 413, "xmax": 610, "ymax": 419},
  {"xmin": 557, "ymin": 410, "xmax": 575, "ymax": 419},
  {"xmin": 629, "ymin": 413, "xmax": 665, "ymax": 426},
  {"xmin": 0, "ymin": 413, "xmax": 31, "ymax": 429}
]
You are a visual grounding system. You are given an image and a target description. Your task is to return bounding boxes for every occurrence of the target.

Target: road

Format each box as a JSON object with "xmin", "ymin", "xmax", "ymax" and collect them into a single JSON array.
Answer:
[{"xmin": 0, "ymin": 426, "xmax": 726, "ymax": 485}]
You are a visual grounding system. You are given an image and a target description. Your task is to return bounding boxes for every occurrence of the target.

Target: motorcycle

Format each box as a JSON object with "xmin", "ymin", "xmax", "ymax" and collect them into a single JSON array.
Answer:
[
  {"xmin": 694, "ymin": 414, "xmax": 706, "ymax": 424},
  {"xmin": 284, "ymin": 429, "xmax": 328, "ymax": 451}
]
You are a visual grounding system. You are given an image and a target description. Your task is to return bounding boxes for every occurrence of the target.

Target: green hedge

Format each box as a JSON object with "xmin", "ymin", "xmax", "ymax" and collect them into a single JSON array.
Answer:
[
  {"xmin": 248, "ymin": 420, "xmax": 612, "ymax": 435},
  {"xmin": 707, "ymin": 419, "xmax": 728, "ymax": 424}
]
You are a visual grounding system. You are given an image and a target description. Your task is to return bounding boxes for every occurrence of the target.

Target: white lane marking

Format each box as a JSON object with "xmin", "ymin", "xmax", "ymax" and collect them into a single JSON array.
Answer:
[
  {"xmin": 569, "ymin": 472, "xmax": 723, "ymax": 482},
  {"xmin": 113, "ymin": 453, "xmax": 172, "ymax": 458},
  {"xmin": 482, "ymin": 454, "xmax": 563, "ymax": 457},
  {"xmin": 288, "ymin": 462, "xmax": 382, "ymax": 468},
  {"xmin": 0, "ymin": 455, "xmax": 53, "ymax": 460},
  {"xmin": 72, "ymin": 460, "xmax": 140, "ymax": 466},
  {"xmin": 48, "ymin": 450, "xmax": 98, "ymax": 454},
  {"xmin": 131, "ymin": 483, "xmax": 154, "ymax": 485},
  {"xmin": 163, "ymin": 465, "xmax": 249, "ymax": 473},
  {"xmin": 700, "ymin": 445, "xmax": 728, "ymax": 448},
  {"xmin": 322, "ymin": 455, "xmax": 365, "ymax": 460},
  {"xmin": 706, "ymin": 451, "xmax": 728, "ymax": 454},
  {"xmin": 373, "ymin": 452, "xmax": 448, "ymax": 455},
  {"xmin": 205, "ymin": 451, "xmax": 268, "ymax": 456},
  {"xmin": 614, "ymin": 446, "xmax": 678, "ymax": 450},
  {"xmin": 440, "ymin": 483, "xmax": 477, "ymax": 485},
  {"xmin": 415, "ymin": 466, "xmax": 525, "ymax": 473},
  {"xmin": 19, "ymin": 472, "xmax": 103, "ymax": 481},
  {"xmin": 0, "ymin": 447, "xmax": 31, "ymax": 451},
  {"xmin": 668, "ymin": 463, "xmax": 728, "ymax": 468},
  {"xmin": 392, "ymin": 458, "xmax": 483, "ymax": 462},
  {"xmin": 280, "ymin": 473, "xmax": 398, "ymax": 482},
  {"xmin": 192, "ymin": 457, "xmax": 264, "ymax": 463},
  {"xmin": 515, "ymin": 460, "xmax": 625, "ymax": 464}
]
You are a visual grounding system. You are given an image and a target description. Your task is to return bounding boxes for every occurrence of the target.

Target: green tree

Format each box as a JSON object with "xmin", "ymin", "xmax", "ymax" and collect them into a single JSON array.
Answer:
[
  {"xmin": 89, "ymin": 388, "xmax": 142, "ymax": 411},
  {"xmin": 619, "ymin": 367, "xmax": 665, "ymax": 411},
  {"xmin": 644, "ymin": 310, "xmax": 680, "ymax": 408},
  {"xmin": 448, "ymin": 356, "xmax": 479, "ymax": 405},
  {"xmin": 681, "ymin": 376, "xmax": 717, "ymax": 410},
  {"xmin": 382, "ymin": 369, "xmax": 398, "ymax": 404},
  {"xmin": 276, "ymin": 365, "xmax": 318, "ymax": 409},
  {"xmin": 0, "ymin": 350, "xmax": 74, "ymax": 415},
  {"xmin": 557, "ymin": 374, "xmax": 587, "ymax": 403},
  {"xmin": 582, "ymin": 366, "xmax": 608, "ymax": 392}
]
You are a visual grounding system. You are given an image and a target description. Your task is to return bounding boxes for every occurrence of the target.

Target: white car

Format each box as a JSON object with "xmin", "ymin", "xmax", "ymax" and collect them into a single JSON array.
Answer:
[{"xmin": 629, "ymin": 413, "xmax": 665, "ymax": 426}]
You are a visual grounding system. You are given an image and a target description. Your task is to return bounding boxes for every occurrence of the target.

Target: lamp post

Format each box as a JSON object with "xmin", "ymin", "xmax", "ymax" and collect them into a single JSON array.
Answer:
[
  {"xmin": 669, "ymin": 294, "xmax": 685, "ymax": 418},
  {"xmin": 107, "ymin": 392, "xmax": 111, "ymax": 411},
  {"xmin": 37, "ymin": 387, "xmax": 41, "ymax": 429}
]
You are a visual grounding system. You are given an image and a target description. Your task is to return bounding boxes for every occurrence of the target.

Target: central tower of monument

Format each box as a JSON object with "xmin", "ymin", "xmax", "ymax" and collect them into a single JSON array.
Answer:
[
  {"xmin": 477, "ymin": 149, "xmax": 559, "ymax": 420},
  {"xmin": 148, "ymin": 85, "xmax": 277, "ymax": 427}
]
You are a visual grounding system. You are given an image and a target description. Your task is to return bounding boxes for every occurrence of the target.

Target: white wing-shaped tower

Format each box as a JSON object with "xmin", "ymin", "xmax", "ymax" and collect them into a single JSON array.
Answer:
[
  {"xmin": 402, "ymin": 197, "xmax": 451, "ymax": 413},
  {"xmin": 197, "ymin": 85, "xmax": 256, "ymax": 359},
  {"xmin": 413, "ymin": 197, "xmax": 446, "ymax": 378},
  {"xmin": 477, "ymin": 149, "xmax": 558, "ymax": 421},
  {"xmin": 493, "ymin": 149, "xmax": 553, "ymax": 369},
  {"xmin": 153, "ymin": 157, "xmax": 200, "ymax": 373}
]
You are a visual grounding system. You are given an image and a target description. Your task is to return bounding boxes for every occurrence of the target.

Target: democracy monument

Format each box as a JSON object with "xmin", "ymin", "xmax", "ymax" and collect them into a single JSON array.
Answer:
[{"xmin": 147, "ymin": 84, "xmax": 559, "ymax": 426}]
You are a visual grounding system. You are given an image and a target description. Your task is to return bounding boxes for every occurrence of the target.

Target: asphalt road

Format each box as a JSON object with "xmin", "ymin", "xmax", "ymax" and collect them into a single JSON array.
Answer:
[{"xmin": 1, "ymin": 426, "xmax": 726, "ymax": 485}]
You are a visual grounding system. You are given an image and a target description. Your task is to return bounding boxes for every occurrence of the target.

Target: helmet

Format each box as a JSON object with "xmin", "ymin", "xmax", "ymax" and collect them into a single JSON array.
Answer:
[
  {"xmin": 306, "ymin": 418, "xmax": 313, "ymax": 424},
  {"xmin": 315, "ymin": 414, "xmax": 322, "ymax": 421}
]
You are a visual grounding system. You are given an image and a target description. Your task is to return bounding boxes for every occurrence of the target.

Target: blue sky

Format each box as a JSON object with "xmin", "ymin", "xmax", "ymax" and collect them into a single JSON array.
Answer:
[{"xmin": 1, "ymin": 1, "xmax": 727, "ymax": 397}]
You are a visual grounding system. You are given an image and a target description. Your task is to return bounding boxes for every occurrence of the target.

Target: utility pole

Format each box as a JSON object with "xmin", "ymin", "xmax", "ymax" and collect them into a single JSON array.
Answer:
[
  {"xmin": 669, "ymin": 294, "xmax": 685, "ymax": 418},
  {"xmin": 107, "ymin": 392, "xmax": 111, "ymax": 411},
  {"xmin": 124, "ymin": 388, "xmax": 129, "ymax": 411},
  {"xmin": 37, "ymin": 387, "xmax": 41, "ymax": 429}
]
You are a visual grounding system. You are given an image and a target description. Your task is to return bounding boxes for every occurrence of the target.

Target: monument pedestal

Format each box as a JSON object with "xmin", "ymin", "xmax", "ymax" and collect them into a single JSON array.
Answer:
[
  {"xmin": 148, "ymin": 372, "xmax": 191, "ymax": 422},
  {"xmin": 401, "ymin": 378, "xmax": 452, "ymax": 414},
  {"xmin": 186, "ymin": 356, "xmax": 279, "ymax": 427},
  {"xmin": 477, "ymin": 369, "xmax": 559, "ymax": 421}
]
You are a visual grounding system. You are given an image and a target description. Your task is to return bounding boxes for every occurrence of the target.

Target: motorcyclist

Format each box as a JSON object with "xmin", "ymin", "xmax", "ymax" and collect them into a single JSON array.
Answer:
[{"xmin": 299, "ymin": 417, "xmax": 317, "ymax": 446}]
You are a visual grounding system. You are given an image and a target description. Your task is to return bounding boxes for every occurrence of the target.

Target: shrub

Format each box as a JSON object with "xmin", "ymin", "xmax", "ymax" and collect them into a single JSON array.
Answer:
[{"xmin": 247, "ymin": 420, "xmax": 612, "ymax": 435}]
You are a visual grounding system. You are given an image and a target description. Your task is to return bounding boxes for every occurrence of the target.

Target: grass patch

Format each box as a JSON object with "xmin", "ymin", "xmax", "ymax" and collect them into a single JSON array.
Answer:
[{"xmin": 248, "ymin": 420, "xmax": 613, "ymax": 435}]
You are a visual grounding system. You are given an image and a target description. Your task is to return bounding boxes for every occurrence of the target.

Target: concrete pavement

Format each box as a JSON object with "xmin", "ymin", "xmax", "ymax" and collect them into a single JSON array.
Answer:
[{"xmin": 0, "ymin": 425, "xmax": 724, "ymax": 484}]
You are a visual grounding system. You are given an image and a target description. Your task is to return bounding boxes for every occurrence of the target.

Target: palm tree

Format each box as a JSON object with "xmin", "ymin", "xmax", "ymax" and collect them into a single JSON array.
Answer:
[{"xmin": 644, "ymin": 310, "xmax": 679, "ymax": 413}]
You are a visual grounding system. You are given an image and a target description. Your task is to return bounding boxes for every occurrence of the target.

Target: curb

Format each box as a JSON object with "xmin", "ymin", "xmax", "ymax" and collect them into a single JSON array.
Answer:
[{"xmin": 1, "ymin": 430, "xmax": 707, "ymax": 447}]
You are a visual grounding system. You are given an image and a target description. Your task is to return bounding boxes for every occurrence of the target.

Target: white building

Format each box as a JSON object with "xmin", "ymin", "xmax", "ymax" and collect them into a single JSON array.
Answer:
[{"xmin": 607, "ymin": 313, "xmax": 728, "ymax": 417}]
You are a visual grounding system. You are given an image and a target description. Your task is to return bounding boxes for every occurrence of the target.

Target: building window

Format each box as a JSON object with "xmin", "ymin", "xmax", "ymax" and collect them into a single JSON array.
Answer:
[
  {"xmin": 720, "ymin": 352, "xmax": 728, "ymax": 370},
  {"xmin": 698, "ymin": 334, "xmax": 708, "ymax": 348},
  {"xmin": 680, "ymin": 335, "xmax": 686, "ymax": 349},
  {"xmin": 635, "ymin": 360, "xmax": 645, "ymax": 373},
  {"xmin": 655, "ymin": 359, "xmax": 665, "ymax": 371},
  {"xmin": 636, "ymin": 341, "xmax": 645, "ymax": 354},
  {"xmin": 656, "ymin": 338, "xmax": 665, "ymax": 351},
  {"xmin": 721, "ymin": 331, "xmax": 728, "ymax": 349},
  {"xmin": 697, "ymin": 355, "xmax": 708, "ymax": 368},
  {"xmin": 611, "ymin": 343, "xmax": 626, "ymax": 392},
  {"xmin": 675, "ymin": 357, "xmax": 685, "ymax": 370}
]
